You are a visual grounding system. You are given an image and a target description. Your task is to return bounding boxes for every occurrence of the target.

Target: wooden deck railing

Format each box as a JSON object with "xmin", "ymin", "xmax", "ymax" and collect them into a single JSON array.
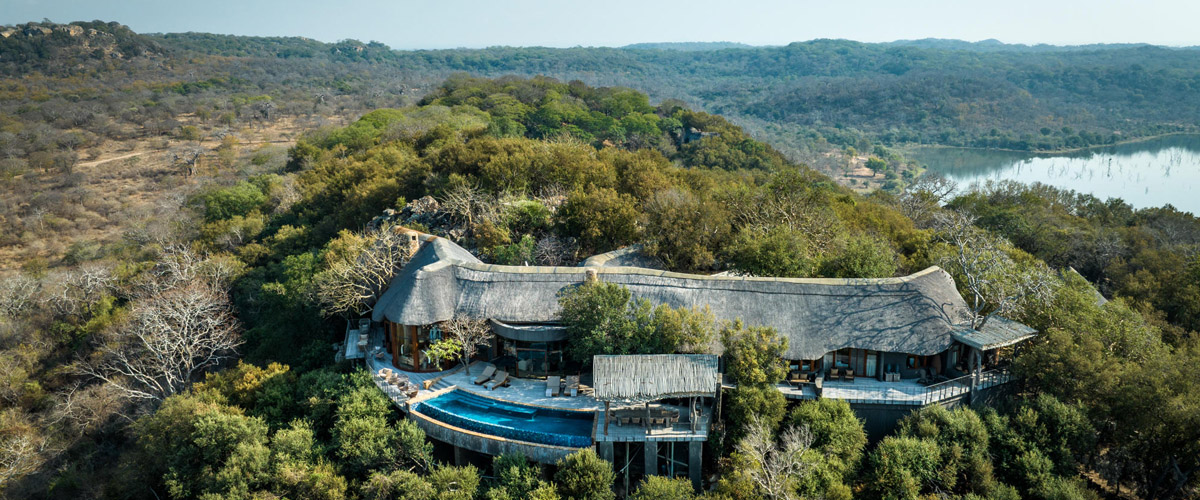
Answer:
[{"xmin": 370, "ymin": 368, "xmax": 410, "ymax": 409}]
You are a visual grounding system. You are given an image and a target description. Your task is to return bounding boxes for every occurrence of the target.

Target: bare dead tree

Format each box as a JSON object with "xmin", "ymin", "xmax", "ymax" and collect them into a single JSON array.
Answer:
[
  {"xmin": 898, "ymin": 172, "xmax": 958, "ymax": 228},
  {"xmin": 48, "ymin": 380, "xmax": 129, "ymax": 434},
  {"xmin": 934, "ymin": 210, "xmax": 1056, "ymax": 329},
  {"xmin": 315, "ymin": 224, "xmax": 416, "ymax": 317},
  {"xmin": 252, "ymin": 100, "xmax": 275, "ymax": 123},
  {"xmin": 534, "ymin": 235, "xmax": 578, "ymax": 266},
  {"xmin": 736, "ymin": 414, "xmax": 815, "ymax": 500},
  {"xmin": 440, "ymin": 183, "xmax": 500, "ymax": 229},
  {"xmin": 0, "ymin": 274, "xmax": 39, "ymax": 319},
  {"xmin": 442, "ymin": 315, "xmax": 492, "ymax": 375},
  {"xmin": 726, "ymin": 176, "xmax": 839, "ymax": 253},
  {"xmin": 270, "ymin": 175, "xmax": 301, "ymax": 215},
  {"xmin": 172, "ymin": 147, "xmax": 205, "ymax": 177},
  {"xmin": 79, "ymin": 279, "xmax": 241, "ymax": 402},
  {"xmin": 40, "ymin": 263, "xmax": 115, "ymax": 318},
  {"xmin": 0, "ymin": 425, "xmax": 49, "ymax": 491}
]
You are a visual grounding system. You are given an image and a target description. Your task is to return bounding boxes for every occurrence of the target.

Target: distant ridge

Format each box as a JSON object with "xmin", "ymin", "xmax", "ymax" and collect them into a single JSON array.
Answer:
[
  {"xmin": 621, "ymin": 41, "xmax": 759, "ymax": 51},
  {"xmin": 885, "ymin": 37, "xmax": 1196, "ymax": 52}
]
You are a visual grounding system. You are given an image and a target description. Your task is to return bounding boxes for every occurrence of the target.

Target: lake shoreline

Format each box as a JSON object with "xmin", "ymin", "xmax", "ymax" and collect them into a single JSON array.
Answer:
[
  {"xmin": 900, "ymin": 131, "xmax": 1198, "ymax": 156},
  {"xmin": 908, "ymin": 133, "xmax": 1200, "ymax": 215}
]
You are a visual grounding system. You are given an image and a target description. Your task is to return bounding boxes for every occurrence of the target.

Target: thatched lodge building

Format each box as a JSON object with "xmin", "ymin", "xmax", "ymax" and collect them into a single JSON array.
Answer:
[{"xmin": 357, "ymin": 229, "xmax": 1035, "ymax": 486}]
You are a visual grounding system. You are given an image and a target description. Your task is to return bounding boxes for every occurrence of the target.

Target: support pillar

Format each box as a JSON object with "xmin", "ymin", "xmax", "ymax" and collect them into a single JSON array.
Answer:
[
  {"xmin": 604, "ymin": 401, "xmax": 611, "ymax": 435},
  {"xmin": 453, "ymin": 445, "xmax": 464, "ymax": 466},
  {"xmin": 644, "ymin": 442, "xmax": 658, "ymax": 477},
  {"xmin": 597, "ymin": 441, "xmax": 614, "ymax": 463},
  {"xmin": 688, "ymin": 441, "xmax": 703, "ymax": 490},
  {"xmin": 969, "ymin": 348, "xmax": 982, "ymax": 404}
]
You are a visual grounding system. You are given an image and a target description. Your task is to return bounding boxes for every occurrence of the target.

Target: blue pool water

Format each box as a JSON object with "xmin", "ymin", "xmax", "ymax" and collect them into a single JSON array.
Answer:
[{"xmin": 413, "ymin": 390, "xmax": 594, "ymax": 448}]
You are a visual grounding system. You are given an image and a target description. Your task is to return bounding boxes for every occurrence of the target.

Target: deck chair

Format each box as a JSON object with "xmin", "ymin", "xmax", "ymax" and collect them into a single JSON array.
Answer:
[
  {"xmin": 546, "ymin": 375, "xmax": 561, "ymax": 397},
  {"xmin": 845, "ymin": 368, "xmax": 855, "ymax": 382},
  {"xmin": 787, "ymin": 371, "xmax": 804, "ymax": 387},
  {"xmin": 829, "ymin": 368, "xmax": 841, "ymax": 381},
  {"xmin": 486, "ymin": 370, "xmax": 510, "ymax": 390},
  {"xmin": 565, "ymin": 375, "xmax": 580, "ymax": 397},
  {"xmin": 473, "ymin": 364, "xmax": 496, "ymax": 385}
]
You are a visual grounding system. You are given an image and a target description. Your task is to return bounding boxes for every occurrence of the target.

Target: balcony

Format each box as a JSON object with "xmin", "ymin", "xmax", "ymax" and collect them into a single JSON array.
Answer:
[{"xmin": 776, "ymin": 368, "xmax": 1015, "ymax": 406}]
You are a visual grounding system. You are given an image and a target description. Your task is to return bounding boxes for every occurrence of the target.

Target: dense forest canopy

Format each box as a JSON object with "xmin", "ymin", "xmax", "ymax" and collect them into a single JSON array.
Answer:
[{"xmin": 0, "ymin": 22, "xmax": 1199, "ymax": 500}]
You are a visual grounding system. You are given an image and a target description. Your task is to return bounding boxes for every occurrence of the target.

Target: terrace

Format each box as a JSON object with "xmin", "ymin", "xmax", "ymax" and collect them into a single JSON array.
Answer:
[
  {"xmin": 774, "ymin": 368, "xmax": 1014, "ymax": 405},
  {"xmin": 364, "ymin": 331, "xmax": 712, "ymax": 465}
]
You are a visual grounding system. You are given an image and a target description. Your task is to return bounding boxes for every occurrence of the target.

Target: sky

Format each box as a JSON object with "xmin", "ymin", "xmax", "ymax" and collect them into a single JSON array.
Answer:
[{"xmin": 2, "ymin": 0, "xmax": 1199, "ymax": 49}]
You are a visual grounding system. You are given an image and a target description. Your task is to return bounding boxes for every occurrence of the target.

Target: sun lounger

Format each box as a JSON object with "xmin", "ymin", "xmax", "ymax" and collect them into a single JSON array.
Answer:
[
  {"xmin": 546, "ymin": 375, "xmax": 561, "ymax": 397},
  {"xmin": 486, "ymin": 370, "xmax": 510, "ymax": 390},
  {"xmin": 473, "ymin": 364, "xmax": 496, "ymax": 385},
  {"xmin": 565, "ymin": 375, "xmax": 579, "ymax": 397}
]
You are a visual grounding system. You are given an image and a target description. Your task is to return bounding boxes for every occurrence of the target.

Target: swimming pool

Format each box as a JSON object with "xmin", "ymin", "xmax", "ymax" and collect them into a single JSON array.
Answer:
[{"xmin": 413, "ymin": 390, "xmax": 594, "ymax": 448}]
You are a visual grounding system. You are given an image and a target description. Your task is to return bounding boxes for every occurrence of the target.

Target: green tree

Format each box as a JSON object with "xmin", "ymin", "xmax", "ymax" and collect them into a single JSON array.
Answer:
[
  {"xmin": 720, "ymin": 320, "xmax": 788, "ymax": 387},
  {"xmin": 558, "ymin": 280, "xmax": 635, "ymax": 364},
  {"xmin": 332, "ymin": 371, "xmax": 432, "ymax": 477},
  {"xmin": 894, "ymin": 405, "xmax": 995, "ymax": 495},
  {"xmin": 632, "ymin": 475, "xmax": 696, "ymax": 500},
  {"xmin": 788, "ymin": 399, "xmax": 865, "ymax": 499},
  {"xmin": 198, "ymin": 181, "xmax": 268, "ymax": 222},
  {"xmin": 729, "ymin": 226, "xmax": 818, "ymax": 278},
  {"xmin": 866, "ymin": 157, "xmax": 888, "ymax": 174},
  {"xmin": 361, "ymin": 469, "xmax": 436, "ymax": 500},
  {"xmin": 134, "ymin": 392, "xmax": 273, "ymax": 499},
  {"xmin": 556, "ymin": 186, "xmax": 640, "ymax": 254},
  {"xmin": 866, "ymin": 436, "xmax": 941, "ymax": 500},
  {"xmin": 485, "ymin": 453, "xmax": 560, "ymax": 500},
  {"xmin": 428, "ymin": 465, "xmax": 482, "ymax": 500},
  {"xmin": 554, "ymin": 449, "xmax": 616, "ymax": 500},
  {"xmin": 642, "ymin": 188, "xmax": 732, "ymax": 270},
  {"xmin": 818, "ymin": 236, "xmax": 898, "ymax": 278}
]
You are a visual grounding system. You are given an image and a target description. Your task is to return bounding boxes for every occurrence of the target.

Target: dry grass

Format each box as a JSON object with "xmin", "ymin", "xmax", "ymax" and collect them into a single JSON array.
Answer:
[{"xmin": 0, "ymin": 115, "xmax": 330, "ymax": 271}]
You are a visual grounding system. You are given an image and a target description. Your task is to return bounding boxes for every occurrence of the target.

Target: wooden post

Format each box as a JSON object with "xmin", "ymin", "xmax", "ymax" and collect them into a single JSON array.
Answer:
[
  {"xmin": 624, "ymin": 442, "xmax": 630, "ymax": 493},
  {"xmin": 690, "ymin": 397, "xmax": 697, "ymax": 432},
  {"xmin": 645, "ymin": 402, "xmax": 650, "ymax": 430},
  {"xmin": 604, "ymin": 401, "xmax": 610, "ymax": 435},
  {"xmin": 970, "ymin": 348, "xmax": 982, "ymax": 404}
]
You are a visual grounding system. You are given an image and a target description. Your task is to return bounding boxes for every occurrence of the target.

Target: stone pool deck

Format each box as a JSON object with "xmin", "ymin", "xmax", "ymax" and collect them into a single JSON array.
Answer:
[{"xmin": 428, "ymin": 368, "xmax": 604, "ymax": 411}]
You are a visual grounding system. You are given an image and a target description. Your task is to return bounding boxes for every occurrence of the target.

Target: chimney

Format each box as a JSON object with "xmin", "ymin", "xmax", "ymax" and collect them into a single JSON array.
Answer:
[{"xmin": 395, "ymin": 227, "xmax": 422, "ymax": 256}]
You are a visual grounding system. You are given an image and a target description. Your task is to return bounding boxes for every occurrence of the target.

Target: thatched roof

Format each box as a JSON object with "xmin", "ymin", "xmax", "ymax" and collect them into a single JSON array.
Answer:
[
  {"xmin": 373, "ymin": 236, "xmax": 992, "ymax": 360},
  {"xmin": 489, "ymin": 320, "xmax": 567, "ymax": 342},
  {"xmin": 951, "ymin": 316, "xmax": 1038, "ymax": 350},
  {"xmin": 580, "ymin": 244, "xmax": 664, "ymax": 269},
  {"xmin": 592, "ymin": 354, "xmax": 719, "ymax": 402}
]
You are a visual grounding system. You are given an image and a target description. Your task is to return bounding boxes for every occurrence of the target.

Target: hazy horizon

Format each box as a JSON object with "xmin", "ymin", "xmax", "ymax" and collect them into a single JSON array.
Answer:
[{"xmin": 2, "ymin": 0, "xmax": 1199, "ymax": 50}]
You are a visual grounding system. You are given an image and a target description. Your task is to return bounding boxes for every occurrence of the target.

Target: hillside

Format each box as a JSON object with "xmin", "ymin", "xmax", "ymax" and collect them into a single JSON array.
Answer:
[{"xmin": 0, "ymin": 25, "xmax": 1199, "ymax": 499}]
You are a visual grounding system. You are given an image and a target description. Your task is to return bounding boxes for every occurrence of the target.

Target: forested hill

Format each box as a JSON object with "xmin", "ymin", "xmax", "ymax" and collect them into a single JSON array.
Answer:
[
  {"xmin": 5, "ymin": 21, "xmax": 1200, "ymax": 156},
  {"xmin": 153, "ymin": 32, "xmax": 1200, "ymax": 152},
  {"xmin": 621, "ymin": 41, "xmax": 759, "ymax": 51}
]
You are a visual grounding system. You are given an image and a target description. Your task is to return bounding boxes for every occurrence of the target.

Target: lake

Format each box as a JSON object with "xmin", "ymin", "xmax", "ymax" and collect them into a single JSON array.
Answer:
[{"xmin": 908, "ymin": 134, "xmax": 1200, "ymax": 215}]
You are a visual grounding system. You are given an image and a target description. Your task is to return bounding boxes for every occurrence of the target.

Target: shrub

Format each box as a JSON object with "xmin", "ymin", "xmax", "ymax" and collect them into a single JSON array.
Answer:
[
  {"xmin": 867, "ymin": 436, "xmax": 941, "ymax": 500},
  {"xmin": 631, "ymin": 475, "xmax": 695, "ymax": 500},
  {"xmin": 198, "ymin": 182, "xmax": 267, "ymax": 222},
  {"xmin": 554, "ymin": 449, "xmax": 615, "ymax": 500}
]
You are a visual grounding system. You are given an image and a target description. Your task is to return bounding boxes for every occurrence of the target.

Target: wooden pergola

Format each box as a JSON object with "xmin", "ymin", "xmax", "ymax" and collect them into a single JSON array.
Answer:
[{"xmin": 591, "ymin": 354, "xmax": 719, "ymax": 435}]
